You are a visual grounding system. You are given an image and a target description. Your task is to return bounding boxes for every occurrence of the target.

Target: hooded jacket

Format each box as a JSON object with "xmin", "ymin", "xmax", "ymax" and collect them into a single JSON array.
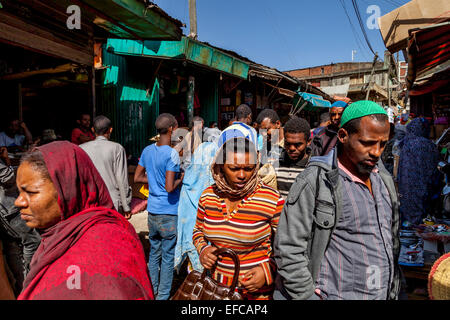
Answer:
[{"xmin": 273, "ymin": 148, "xmax": 401, "ymax": 300}]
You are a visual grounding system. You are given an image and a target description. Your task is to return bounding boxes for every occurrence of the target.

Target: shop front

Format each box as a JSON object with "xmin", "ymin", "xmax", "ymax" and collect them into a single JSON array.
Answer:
[
  {"xmin": 0, "ymin": 0, "xmax": 182, "ymax": 146},
  {"xmin": 99, "ymin": 37, "xmax": 250, "ymax": 157}
]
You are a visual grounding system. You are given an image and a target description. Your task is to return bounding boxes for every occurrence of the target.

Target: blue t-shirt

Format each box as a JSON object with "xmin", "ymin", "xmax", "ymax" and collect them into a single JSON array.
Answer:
[{"xmin": 138, "ymin": 144, "xmax": 181, "ymax": 215}]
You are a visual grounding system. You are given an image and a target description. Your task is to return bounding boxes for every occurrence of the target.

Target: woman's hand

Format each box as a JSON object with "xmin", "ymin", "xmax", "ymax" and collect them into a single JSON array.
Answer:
[
  {"xmin": 239, "ymin": 265, "xmax": 266, "ymax": 292},
  {"xmin": 199, "ymin": 246, "xmax": 218, "ymax": 270}
]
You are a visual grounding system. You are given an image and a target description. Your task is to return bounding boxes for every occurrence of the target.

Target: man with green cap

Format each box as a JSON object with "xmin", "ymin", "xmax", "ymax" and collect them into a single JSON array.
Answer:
[{"xmin": 274, "ymin": 100, "xmax": 401, "ymax": 300}]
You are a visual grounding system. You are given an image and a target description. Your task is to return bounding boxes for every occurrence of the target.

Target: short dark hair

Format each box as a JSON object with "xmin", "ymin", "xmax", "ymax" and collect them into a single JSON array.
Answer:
[
  {"xmin": 283, "ymin": 116, "xmax": 311, "ymax": 138},
  {"xmin": 21, "ymin": 149, "xmax": 52, "ymax": 181},
  {"xmin": 235, "ymin": 104, "xmax": 252, "ymax": 121},
  {"xmin": 93, "ymin": 115, "xmax": 112, "ymax": 135},
  {"xmin": 256, "ymin": 109, "xmax": 280, "ymax": 125},
  {"xmin": 155, "ymin": 113, "xmax": 178, "ymax": 134},
  {"xmin": 342, "ymin": 114, "xmax": 389, "ymax": 135},
  {"xmin": 319, "ymin": 112, "xmax": 330, "ymax": 123}
]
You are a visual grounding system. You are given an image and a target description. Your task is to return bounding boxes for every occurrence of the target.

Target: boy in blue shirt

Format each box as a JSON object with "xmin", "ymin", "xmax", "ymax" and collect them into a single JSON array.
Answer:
[{"xmin": 134, "ymin": 113, "xmax": 184, "ymax": 300}]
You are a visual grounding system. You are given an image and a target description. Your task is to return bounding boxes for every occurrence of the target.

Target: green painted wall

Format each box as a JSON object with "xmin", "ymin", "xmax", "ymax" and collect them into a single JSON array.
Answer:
[{"xmin": 100, "ymin": 49, "xmax": 158, "ymax": 157}]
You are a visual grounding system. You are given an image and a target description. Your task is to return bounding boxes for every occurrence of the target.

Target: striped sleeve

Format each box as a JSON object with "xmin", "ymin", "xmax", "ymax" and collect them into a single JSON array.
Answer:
[
  {"xmin": 192, "ymin": 195, "xmax": 210, "ymax": 254},
  {"xmin": 260, "ymin": 194, "xmax": 284, "ymax": 285}
]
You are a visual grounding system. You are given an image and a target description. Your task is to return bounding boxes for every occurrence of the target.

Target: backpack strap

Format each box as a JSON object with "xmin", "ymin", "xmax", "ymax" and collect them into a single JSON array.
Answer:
[{"xmin": 306, "ymin": 167, "xmax": 321, "ymax": 259}]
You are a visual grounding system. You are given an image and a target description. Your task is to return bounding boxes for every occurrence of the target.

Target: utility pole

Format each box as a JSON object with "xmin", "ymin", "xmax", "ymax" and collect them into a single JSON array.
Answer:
[
  {"xmin": 188, "ymin": 0, "xmax": 197, "ymax": 39},
  {"xmin": 365, "ymin": 53, "xmax": 379, "ymax": 100},
  {"xmin": 352, "ymin": 50, "xmax": 357, "ymax": 62}
]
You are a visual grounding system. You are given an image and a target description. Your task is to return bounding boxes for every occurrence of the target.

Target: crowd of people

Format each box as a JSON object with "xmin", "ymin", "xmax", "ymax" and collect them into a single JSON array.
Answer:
[{"xmin": 0, "ymin": 100, "xmax": 447, "ymax": 300}]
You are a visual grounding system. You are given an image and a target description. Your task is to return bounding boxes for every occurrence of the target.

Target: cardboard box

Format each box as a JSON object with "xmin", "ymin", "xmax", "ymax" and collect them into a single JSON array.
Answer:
[
  {"xmin": 378, "ymin": 0, "xmax": 450, "ymax": 52},
  {"xmin": 128, "ymin": 165, "xmax": 147, "ymax": 200}
]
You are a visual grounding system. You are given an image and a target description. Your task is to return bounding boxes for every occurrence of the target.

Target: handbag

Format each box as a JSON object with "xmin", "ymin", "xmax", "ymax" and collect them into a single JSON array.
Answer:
[{"xmin": 171, "ymin": 247, "xmax": 243, "ymax": 300}]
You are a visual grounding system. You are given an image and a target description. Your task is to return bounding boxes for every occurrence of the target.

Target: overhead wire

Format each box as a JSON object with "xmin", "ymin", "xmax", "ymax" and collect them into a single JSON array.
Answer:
[
  {"xmin": 350, "ymin": 0, "xmax": 377, "ymax": 56},
  {"xmin": 338, "ymin": 0, "xmax": 370, "ymax": 61},
  {"xmin": 262, "ymin": 0, "xmax": 299, "ymax": 69}
]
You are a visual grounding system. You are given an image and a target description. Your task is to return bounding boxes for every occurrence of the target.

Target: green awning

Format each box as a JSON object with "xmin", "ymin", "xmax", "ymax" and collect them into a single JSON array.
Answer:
[
  {"xmin": 106, "ymin": 37, "xmax": 249, "ymax": 79},
  {"xmin": 60, "ymin": 0, "xmax": 183, "ymax": 40},
  {"xmin": 292, "ymin": 92, "xmax": 331, "ymax": 112}
]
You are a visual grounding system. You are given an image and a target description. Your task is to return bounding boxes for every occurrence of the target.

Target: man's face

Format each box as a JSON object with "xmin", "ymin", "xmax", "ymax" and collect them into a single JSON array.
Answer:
[
  {"xmin": 284, "ymin": 132, "xmax": 310, "ymax": 162},
  {"xmin": 245, "ymin": 114, "xmax": 252, "ymax": 125},
  {"xmin": 259, "ymin": 118, "xmax": 280, "ymax": 144},
  {"xmin": 8, "ymin": 120, "xmax": 21, "ymax": 134},
  {"xmin": 79, "ymin": 114, "xmax": 91, "ymax": 129},
  {"xmin": 329, "ymin": 107, "xmax": 345, "ymax": 129},
  {"xmin": 338, "ymin": 116, "xmax": 390, "ymax": 176}
]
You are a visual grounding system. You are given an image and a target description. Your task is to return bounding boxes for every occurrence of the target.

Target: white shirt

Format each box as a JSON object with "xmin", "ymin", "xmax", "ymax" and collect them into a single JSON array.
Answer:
[{"xmin": 0, "ymin": 132, "xmax": 25, "ymax": 147}]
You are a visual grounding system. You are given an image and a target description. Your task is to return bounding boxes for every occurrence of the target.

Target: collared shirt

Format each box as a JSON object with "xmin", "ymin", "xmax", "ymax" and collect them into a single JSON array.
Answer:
[
  {"xmin": 315, "ymin": 160, "xmax": 394, "ymax": 300},
  {"xmin": 80, "ymin": 136, "xmax": 131, "ymax": 213},
  {"xmin": 275, "ymin": 151, "xmax": 309, "ymax": 200}
]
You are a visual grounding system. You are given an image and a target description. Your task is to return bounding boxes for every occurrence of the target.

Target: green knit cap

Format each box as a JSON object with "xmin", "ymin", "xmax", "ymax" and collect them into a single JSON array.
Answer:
[{"xmin": 340, "ymin": 100, "xmax": 387, "ymax": 128}]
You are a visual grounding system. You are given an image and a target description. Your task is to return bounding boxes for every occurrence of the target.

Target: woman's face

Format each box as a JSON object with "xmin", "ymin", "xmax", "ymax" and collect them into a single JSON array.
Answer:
[
  {"xmin": 222, "ymin": 151, "xmax": 256, "ymax": 190},
  {"xmin": 15, "ymin": 161, "xmax": 62, "ymax": 229}
]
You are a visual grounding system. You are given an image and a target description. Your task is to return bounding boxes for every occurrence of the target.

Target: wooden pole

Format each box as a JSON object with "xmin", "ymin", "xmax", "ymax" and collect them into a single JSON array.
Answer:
[
  {"xmin": 187, "ymin": 76, "xmax": 195, "ymax": 126},
  {"xmin": 91, "ymin": 65, "xmax": 96, "ymax": 118},
  {"xmin": 365, "ymin": 53, "xmax": 378, "ymax": 100},
  {"xmin": 188, "ymin": 0, "xmax": 197, "ymax": 39},
  {"xmin": 18, "ymin": 83, "xmax": 23, "ymax": 121}
]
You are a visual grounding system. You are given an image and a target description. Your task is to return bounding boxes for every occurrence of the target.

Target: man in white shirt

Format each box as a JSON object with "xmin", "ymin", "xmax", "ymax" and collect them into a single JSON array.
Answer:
[
  {"xmin": 80, "ymin": 116, "xmax": 132, "ymax": 218},
  {"xmin": 0, "ymin": 119, "xmax": 33, "ymax": 148}
]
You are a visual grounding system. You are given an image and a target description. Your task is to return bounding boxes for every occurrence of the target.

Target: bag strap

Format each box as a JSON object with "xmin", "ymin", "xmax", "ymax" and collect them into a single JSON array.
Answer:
[
  {"xmin": 201, "ymin": 247, "xmax": 240, "ymax": 295},
  {"xmin": 307, "ymin": 167, "xmax": 322, "ymax": 258}
]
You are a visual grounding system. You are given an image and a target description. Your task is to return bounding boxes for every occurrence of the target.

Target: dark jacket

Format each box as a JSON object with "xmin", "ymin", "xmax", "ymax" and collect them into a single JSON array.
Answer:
[
  {"xmin": 310, "ymin": 125, "xmax": 338, "ymax": 157},
  {"xmin": 273, "ymin": 148, "xmax": 401, "ymax": 300},
  {"xmin": 0, "ymin": 159, "xmax": 21, "ymax": 238}
]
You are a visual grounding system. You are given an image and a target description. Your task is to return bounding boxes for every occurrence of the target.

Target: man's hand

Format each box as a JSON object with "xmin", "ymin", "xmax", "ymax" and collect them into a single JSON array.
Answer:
[
  {"xmin": 239, "ymin": 265, "xmax": 266, "ymax": 292},
  {"xmin": 199, "ymin": 246, "xmax": 219, "ymax": 270}
]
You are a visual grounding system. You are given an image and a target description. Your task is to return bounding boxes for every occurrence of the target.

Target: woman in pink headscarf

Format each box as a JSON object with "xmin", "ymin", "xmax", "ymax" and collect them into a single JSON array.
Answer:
[{"xmin": 15, "ymin": 141, "xmax": 153, "ymax": 300}]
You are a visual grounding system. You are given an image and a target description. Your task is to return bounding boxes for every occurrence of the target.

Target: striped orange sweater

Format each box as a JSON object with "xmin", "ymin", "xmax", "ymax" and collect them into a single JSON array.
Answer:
[{"xmin": 192, "ymin": 183, "xmax": 284, "ymax": 299}]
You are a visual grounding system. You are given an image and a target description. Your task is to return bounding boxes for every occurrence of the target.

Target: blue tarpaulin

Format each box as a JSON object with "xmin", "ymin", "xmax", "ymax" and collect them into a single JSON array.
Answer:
[
  {"xmin": 297, "ymin": 92, "xmax": 331, "ymax": 108},
  {"xmin": 292, "ymin": 91, "xmax": 331, "ymax": 113}
]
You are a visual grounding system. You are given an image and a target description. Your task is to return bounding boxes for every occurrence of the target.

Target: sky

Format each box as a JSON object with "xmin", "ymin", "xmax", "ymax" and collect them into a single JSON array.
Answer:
[{"xmin": 155, "ymin": 0, "xmax": 410, "ymax": 71}]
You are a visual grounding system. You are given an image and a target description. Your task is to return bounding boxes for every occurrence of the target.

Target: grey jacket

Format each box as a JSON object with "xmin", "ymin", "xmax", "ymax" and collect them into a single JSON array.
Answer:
[
  {"xmin": 80, "ymin": 136, "xmax": 132, "ymax": 213},
  {"xmin": 273, "ymin": 148, "xmax": 401, "ymax": 300}
]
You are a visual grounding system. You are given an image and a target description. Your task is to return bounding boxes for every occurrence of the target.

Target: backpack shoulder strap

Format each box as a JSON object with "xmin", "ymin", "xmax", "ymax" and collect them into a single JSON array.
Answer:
[{"xmin": 306, "ymin": 166, "xmax": 322, "ymax": 258}]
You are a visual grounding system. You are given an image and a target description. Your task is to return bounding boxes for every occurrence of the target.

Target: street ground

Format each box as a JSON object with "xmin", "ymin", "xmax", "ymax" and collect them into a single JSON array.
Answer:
[{"xmin": 128, "ymin": 210, "xmax": 187, "ymax": 297}]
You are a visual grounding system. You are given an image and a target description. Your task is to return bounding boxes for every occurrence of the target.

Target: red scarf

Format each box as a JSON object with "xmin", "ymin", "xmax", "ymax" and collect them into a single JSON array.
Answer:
[{"xmin": 19, "ymin": 141, "xmax": 153, "ymax": 300}]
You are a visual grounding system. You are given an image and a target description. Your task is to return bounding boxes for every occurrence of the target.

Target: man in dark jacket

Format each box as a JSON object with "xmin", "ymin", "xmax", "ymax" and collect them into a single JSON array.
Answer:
[
  {"xmin": 0, "ymin": 147, "xmax": 40, "ymax": 296},
  {"xmin": 274, "ymin": 100, "xmax": 400, "ymax": 300},
  {"xmin": 310, "ymin": 101, "xmax": 348, "ymax": 157}
]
